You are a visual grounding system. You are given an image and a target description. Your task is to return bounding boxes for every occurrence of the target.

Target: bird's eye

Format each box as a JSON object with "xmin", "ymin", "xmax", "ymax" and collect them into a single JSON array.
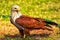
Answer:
[{"xmin": 14, "ymin": 8, "xmax": 17, "ymax": 9}]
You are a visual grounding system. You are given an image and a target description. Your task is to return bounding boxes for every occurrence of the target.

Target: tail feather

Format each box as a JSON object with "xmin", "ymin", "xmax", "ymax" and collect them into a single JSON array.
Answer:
[
  {"xmin": 44, "ymin": 19, "xmax": 60, "ymax": 28},
  {"xmin": 57, "ymin": 24, "xmax": 60, "ymax": 28},
  {"xmin": 45, "ymin": 21, "xmax": 58, "ymax": 25}
]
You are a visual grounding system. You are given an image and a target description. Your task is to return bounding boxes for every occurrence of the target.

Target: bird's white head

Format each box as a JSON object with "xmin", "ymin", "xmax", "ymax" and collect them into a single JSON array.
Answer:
[
  {"xmin": 11, "ymin": 5, "xmax": 22, "ymax": 22},
  {"xmin": 11, "ymin": 5, "xmax": 20, "ymax": 11}
]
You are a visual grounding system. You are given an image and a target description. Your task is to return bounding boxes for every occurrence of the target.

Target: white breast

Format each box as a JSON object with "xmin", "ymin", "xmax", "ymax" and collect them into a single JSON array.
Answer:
[
  {"xmin": 11, "ymin": 11, "xmax": 24, "ymax": 30},
  {"xmin": 11, "ymin": 12, "xmax": 22, "ymax": 22}
]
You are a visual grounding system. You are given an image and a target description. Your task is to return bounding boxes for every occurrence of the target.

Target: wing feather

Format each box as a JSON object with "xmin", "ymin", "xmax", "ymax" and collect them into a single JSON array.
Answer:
[{"xmin": 15, "ymin": 15, "xmax": 47, "ymax": 29}]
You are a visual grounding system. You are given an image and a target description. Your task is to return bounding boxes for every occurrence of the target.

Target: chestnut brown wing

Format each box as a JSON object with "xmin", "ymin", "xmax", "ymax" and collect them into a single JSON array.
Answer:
[{"xmin": 15, "ymin": 16, "xmax": 46, "ymax": 29}]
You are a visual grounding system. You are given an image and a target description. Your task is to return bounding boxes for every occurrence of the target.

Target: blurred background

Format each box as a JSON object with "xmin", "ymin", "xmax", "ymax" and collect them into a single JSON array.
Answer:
[{"xmin": 0, "ymin": 0, "xmax": 60, "ymax": 40}]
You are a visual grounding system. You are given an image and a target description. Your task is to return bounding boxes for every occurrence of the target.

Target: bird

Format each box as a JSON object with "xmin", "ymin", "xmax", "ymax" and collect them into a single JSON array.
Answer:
[{"xmin": 10, "ymin": 5, "xmax": 60, "ymax": 37}]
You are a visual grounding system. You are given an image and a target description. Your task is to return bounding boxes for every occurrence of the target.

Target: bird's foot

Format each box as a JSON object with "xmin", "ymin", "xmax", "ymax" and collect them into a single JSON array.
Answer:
[{"xmin": 23, "ymin": 34, "xmax": 26, "ymax": 38}]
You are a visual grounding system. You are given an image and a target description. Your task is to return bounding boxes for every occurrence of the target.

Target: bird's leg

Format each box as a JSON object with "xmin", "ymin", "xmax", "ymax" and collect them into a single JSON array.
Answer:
[
  {"xmin": 19, "ymin": 29, "xmax": 30, "ymax": 38},
  {"xmin": 19, "ymin": 29, "xmax": 24, "ymax": 38},
  {"xmin": 24, "ymin": 28, "xmax": 30, "ymax": 37}
]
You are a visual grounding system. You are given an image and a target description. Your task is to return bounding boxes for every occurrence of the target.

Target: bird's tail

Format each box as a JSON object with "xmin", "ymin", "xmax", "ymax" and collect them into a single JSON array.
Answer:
[
  {"xmin": 44, "ymin": 19, "xmax": 60, "ymax": 28},
  {"xmin": 57, "ymin": 24, "xmax": 60, "ymax": 28}
]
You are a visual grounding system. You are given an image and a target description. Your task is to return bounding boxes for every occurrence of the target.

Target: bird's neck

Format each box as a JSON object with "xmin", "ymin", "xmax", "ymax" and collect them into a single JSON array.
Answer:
[{"xmin": 11, "ymin": 11, "xmax": 22, "ymax": 22}]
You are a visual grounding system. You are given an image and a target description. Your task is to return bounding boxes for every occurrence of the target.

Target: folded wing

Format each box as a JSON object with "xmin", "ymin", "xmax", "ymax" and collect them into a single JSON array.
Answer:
[{"xmin": 15, "ymin": 15, "xmax": 47, "ymax": 29}]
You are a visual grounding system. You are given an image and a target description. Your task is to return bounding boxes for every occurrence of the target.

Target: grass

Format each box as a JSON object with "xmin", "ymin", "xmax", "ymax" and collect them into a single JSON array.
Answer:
[{"xmin": 0, "ymin": 0, "xmax": 60, "ymax": 40}]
